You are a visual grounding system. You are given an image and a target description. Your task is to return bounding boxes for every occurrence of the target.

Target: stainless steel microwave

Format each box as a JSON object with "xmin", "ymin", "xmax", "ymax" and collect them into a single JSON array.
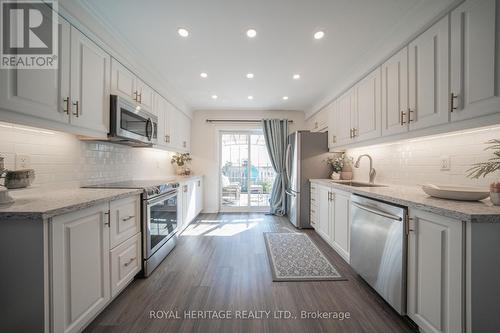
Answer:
[{"xmin": 109, "ymin": 94, "xmax": 158, "ymax": 146}]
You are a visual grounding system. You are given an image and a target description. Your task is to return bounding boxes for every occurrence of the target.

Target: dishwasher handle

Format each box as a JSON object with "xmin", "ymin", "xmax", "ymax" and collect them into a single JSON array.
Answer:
[{"xmin": 352, "ymin": 202, "xmax": 402, "ymax": 222}]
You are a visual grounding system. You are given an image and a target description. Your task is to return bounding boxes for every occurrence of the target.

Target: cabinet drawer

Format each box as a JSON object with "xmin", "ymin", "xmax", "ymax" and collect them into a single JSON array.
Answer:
[
  {"xmin": 110, "ymin": 195, "xmax": 141, "ymax": 248},
  {"xmin": 110, "ymin": 233, "xmax": 141, "ymax": 297}
]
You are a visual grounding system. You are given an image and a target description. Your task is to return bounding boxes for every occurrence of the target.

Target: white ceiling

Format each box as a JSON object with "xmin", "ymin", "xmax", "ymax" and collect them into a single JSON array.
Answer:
[{"xmin": 79, "ymin": 0, "xmax": 455, "ymax": 113}]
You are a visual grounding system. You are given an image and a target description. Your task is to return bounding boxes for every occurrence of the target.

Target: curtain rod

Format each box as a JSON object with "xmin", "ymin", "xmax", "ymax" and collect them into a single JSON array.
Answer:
[{"xmin": 206, "ymin": 119, "xmax": 294, "ymax": 123}]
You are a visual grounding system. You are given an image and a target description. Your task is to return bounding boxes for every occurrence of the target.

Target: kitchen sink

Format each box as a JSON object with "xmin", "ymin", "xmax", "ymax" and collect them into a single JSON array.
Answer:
[{"xmin": 331, "ymin": 180, "xmax": 388, "ymax": 188}]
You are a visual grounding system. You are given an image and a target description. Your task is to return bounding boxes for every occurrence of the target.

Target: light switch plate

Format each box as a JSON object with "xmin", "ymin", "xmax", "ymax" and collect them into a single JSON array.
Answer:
[
  {"xmin": 15, "ymin": 154, "xmax": 31, "ymax": 169},
  {"xmin": 440, "ymin": 155, "xmax": 451, "ymax": 171}
]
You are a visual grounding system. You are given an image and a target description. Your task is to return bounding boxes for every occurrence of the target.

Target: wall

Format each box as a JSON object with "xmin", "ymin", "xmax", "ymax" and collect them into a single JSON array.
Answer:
[
  {"xmin": 344, "ymin": 125, "xmax": 500, "ymax": 187},
  {"xmin": 190, "ymin": 110, "xmax": 305, "ymax": 213},
  {"xmin": 0, "ymin": 122, "xmax": 176, "ymax": 188}
]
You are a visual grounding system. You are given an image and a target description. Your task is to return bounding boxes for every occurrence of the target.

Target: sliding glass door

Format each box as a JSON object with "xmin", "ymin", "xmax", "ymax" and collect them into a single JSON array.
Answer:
[{"xmin": 220, "ymin": 131, "xmax": 275, "ymax": 211}]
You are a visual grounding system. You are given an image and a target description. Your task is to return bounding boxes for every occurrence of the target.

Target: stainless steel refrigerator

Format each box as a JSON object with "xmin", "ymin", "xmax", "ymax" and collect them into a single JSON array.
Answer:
[{"xmin": 285, "ymin": 131, "xmax": 330, "ymax": 228}]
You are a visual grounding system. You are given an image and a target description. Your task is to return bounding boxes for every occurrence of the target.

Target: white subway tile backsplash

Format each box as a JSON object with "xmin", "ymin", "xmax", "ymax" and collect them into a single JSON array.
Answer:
[
  {"xmin": 345, "ymin": 126, "xmax": 500, "ymax": 188},
  {"xmin": 0, "ymin": 122, "xmax": 176, "ymax": 188}
]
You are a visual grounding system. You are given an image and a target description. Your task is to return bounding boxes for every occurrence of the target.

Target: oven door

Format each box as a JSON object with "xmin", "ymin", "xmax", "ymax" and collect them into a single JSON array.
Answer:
[
  {"xmin": 110, "ymin": 95, "xmax": 158, "ymax": 145},
  {"xmin": 144, "ymin": 191, "xmax": 178, "ymax": 258}
]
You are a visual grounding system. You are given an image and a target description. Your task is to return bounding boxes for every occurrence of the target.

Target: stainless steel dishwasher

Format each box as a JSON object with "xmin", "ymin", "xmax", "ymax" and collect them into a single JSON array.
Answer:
[{"xmin": 350, "ymin": 194, "xmax": 407, "ymax": 315}]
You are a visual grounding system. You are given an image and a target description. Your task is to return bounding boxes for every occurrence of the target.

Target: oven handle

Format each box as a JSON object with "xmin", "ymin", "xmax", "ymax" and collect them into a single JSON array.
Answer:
[{"xmin": 146, "ymin": 190, "xmax": 178, "ymax": 205}]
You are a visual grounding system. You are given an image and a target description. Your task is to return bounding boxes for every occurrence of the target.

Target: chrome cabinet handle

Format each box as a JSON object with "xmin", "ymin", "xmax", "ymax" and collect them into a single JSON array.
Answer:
[
  {"xmin": 138, "ymin": 92, "xmax": 142, "ymax": 104},
  {"xmin": 349, "ymin": 128, "xmax": 353, "ymax": 139},
  {"xmin": 400, "ymin": 110, "xmax": 406, "ymax": 126},
  {"xmin": 72, "ymin": 100, "xmax": 79, "ymax": 117},
  {"xmin": 450, "ymin": 92, "xmax": 458, "ymax": 113},
  {"xmin": 122, "ymin": 215, "xmax": 135, "ymax": 222},
  {"xmin": 352, "ymin": 202, "xmax": 402, "ymax": 221},
  {"xmin": 104, "ymin": 211, "xmax": 110, "ymax": 227},
  {"xmin": 63, "ymin": 97, "xmax": 70, "ymax": 114},
  {"xmin": 165, "ymin": 135, "xmax": 170, "ymax": 143},
  {"xmin": 408, "ymin": 108, "xmax": 414, "ymax": 122},
  {"xmin": 124, "ymin": 257, "xmax": 136, "ymax": 267}
]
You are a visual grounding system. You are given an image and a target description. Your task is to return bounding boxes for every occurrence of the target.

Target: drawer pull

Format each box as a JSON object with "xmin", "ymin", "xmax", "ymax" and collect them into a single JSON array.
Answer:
[
  {"xmin": 124, "ymin": 257, "xmax": 136, "ymax": 267},
  {"xmin": 122, "ymin": 215, "xmax": 135, "ymax": 222}
]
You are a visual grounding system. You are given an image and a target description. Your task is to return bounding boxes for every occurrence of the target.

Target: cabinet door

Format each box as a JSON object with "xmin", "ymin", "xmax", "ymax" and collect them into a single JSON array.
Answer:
[
  {"xmin": 184, "ymin": 114, "xmax": 192, "ymax": 151},
  {"xmin": 111, "ymin": 58, "xmax": 136, "ymax": 101},
  {"xmin": 316, "ymin": 185, "xmax": 331, "ymax": 242},
  {"xmin": 51, "ymin": 204, "xmax": 110, "ymax": 333},
  {"xmin": 407, "ymin": 209, "xmax": 463, "ymax": 333},
  {"xmin": 110, "ymin": 233, "xmax": 141, "ymax": 297},
  {"xmin": 70, "ymin": 26, "xmax": 110, "ymax": 134},
  {"xmin": 186, "ymin": 181, "xmax": 196, "ymax": 223},
  {"xmin": 408, "ymin": 16, "xmax": 450, "ymax": 131},
  {"xmin": 354, "ymin": 67, "xmax": 381, "ymax": 141},
  {"xmin": 331, "ymin": 191, "xmax": 350, "ymax": 262},
  {"xmin": 326, "ymin": 101, "xmax": 337, "ymax": 148},
  {"xmin": 109, "ymin": 195, "xmax": 141, "ymax": 248},
  {"xmin": 0, "ymin": 16, "xmax": 70, "ymax": 124},
  {"xmin": 451, "ymin": 0, "xmax": 499, "ymax": 122},
  {"xmin": 382, "ymin": 47, "xmax": 409, "ymax": 136},
  {"xmin": 335, "ymin": 88, "xmax": 355, "ymax": 146},
  {"xmin": 195, "ymin": 178, "xmax": 203, "ymax": 215},
  {"xmin": 309, "ymin": 184, "xmax": 318, "ymax": 228},
  {"xmin": 136, "ymin": 79, "xmax": 155, "ymax": 112}
]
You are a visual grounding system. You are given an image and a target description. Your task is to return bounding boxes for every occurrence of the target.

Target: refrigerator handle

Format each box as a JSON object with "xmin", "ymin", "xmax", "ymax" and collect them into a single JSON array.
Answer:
[{"xmin": 285, "ymin": 143, "xmax": 291, "ymax": 186}]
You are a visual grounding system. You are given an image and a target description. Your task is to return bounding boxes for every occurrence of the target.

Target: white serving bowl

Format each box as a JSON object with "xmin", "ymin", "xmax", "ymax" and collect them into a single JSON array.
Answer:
[{"xmin": 421, "ymin": 184, "xmax": 490, "ymax": 201}]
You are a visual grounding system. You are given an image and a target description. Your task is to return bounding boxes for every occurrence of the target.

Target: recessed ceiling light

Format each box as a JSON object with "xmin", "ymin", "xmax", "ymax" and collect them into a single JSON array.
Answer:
[
  {"xmin": 314, "ymin": 31, "xmax": 325, "ymax": 40},
  {"xmin": 248, "ymin": 95, "xmax": 254, "ymax": 100},
  {"xmin": 246, "ymin": 73, "xmax": 254, "ymax": 79},
  {"xmin": 200, "ymin": 72, "xmax": 208, "ymax": 78},
  {"xmin": 177, "ymin": 28, "xmax": 189, "ymax": 37},
  {"xmin": 282, "ymin": 96, "xmax": 289, "ymax": 100},
  {"xmin": 246, "ymin": 29, "xmax": 257, "ymax": 38},
  {"xmin": 293, "ymin": 74, "xmax": 301, "ymax": 80},
  {"xmin": 211, "ymin": 95, "xmax": 218, "ymax": 99}
]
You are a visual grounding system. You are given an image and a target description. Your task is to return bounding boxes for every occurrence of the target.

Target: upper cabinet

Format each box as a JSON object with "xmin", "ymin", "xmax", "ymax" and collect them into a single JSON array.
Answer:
[
  {"xmin": 155, "ymin": 94, "xmax": 191, "ymax": 153},
  {"xmin": 381, "ymin": 47, "xmax": 409, "ymax": 136},
  {"xmin": 334, "ymin": 88, "xmax": 356, "ymax": 146},
  {"xmin": 70, "ymin": 27, "xmax": 110, "ymax": 134},
  {"xmin": 408, "ymin": 15, "xmax": 450, "ymax": 131},
  {"xmin": 0, "ymin": 16, "xmax": 71, "ymax": 125},
  {"xmin": 450, "ymin": 0, "xmax": 499, "ymax": 122},
  {"xmin": 110, "ymin": 59, "xmax": 155, "ymax": 113},
  {"xmin": 354, "ymin": 67, "xmax": 381, "ymax": 141}
]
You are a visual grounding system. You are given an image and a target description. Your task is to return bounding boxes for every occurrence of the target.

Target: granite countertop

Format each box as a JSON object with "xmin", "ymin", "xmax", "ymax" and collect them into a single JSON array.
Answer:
[
  {"xmin": 165, "ymin": 175, "xmax": 203, "ymax": 183},
  {"xmin": 0, "ymin": 186, "xmax": 142, "ymax": 221},
  {"xmin": 310, "ymin": 179, "xmax": 500, "ymax": 223}
]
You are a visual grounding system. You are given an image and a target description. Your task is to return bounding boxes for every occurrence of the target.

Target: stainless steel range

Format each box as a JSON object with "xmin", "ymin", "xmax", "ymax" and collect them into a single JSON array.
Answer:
[{"xmin": 85, "ymin": 180, "xmax": 179, "ymax": 277}]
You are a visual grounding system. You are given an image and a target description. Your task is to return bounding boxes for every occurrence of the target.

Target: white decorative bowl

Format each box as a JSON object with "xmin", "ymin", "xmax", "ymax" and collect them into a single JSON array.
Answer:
[{"xmin": 421, "ymin": 184, "xmax": 490, "ymax": 201}]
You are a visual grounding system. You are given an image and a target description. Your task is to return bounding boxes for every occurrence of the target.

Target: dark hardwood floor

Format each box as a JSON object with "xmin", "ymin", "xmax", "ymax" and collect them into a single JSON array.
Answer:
[{"xmin": 85, "ymin": 213, "xmax": 416, "ymax": 333}]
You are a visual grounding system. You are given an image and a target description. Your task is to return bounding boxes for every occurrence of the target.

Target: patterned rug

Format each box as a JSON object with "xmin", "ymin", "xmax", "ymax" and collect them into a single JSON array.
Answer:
[{"xmin": 264, "ymin": 232, "xmax": 345, "ymax": 281}]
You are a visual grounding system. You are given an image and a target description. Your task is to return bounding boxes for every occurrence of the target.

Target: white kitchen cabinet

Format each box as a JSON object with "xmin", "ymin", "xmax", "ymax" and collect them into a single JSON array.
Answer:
[
  {"xmin": 334, "ymin": 88, "xmax": 356, "ymax": 146},
  {"xmin": 450, "ymin": 0, "xmax": 499, "ymax": 122},
  {"xmin": 195, "ymin": 178, "xmax": 204, "ymax": 215},
  {"xmin": 179, "ymin": 112, "xmax": 192, "ymax": 152},
  {"xmin": 0, "ymin": 15, "xmax": 71, "ymax": 124},
  {"xmin": 381, "ymin": 47, "xmax": 409, "ymax": 136},
  {"xmin": 408, "ymin": 16, "xmax": 450, "ymax": 131},
  {"xmin": 110, "ymin": 233, "xmax": 141, "ymax": 297},
  {"xmin": 407, "ymin": 209, "xmax": 463, "ymax": 333},
  {"xmin": 51, "ymin": 204, "xmax": 111, "ymax": 333},
  {"xmin": 109, "ymin": 195, "xmax": 141, "ymax": 248},
  {"xmin": 354, "ymin": 67, "xmax": 381, "ymax": 141},
  {"xmin": 179, "ymin": 178, "xmax": 203, "ymax": 233},
  {"xmin": 111, "ymin": 58, "xmax": 137, "ymax": 102},
  {"xmin": 316, "ymin": 184, "xmax": 332, "ymax": 242},
  {"xmin": 136, "ymin": 79, "xmax": 155, "ymax": 112},
  {"xmin": 326, "ymin": 101, "xmax": 337, "ymax": 148},
  {"xmin": 309, "ymin": 183, "xmax": 318, "ymax": 229},
  {"xmin": 331, "ymin": 190, "xmax": 350, "ymax": 261},
  {"xmin": 70, "ymin": 26, "xmax": 110, "ymax": 134}
]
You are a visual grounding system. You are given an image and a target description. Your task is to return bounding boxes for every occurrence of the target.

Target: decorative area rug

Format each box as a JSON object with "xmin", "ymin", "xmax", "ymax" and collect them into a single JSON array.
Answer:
[{"xmin": 264, "ymin": 232, "xmax": 345, "ymax": 281}]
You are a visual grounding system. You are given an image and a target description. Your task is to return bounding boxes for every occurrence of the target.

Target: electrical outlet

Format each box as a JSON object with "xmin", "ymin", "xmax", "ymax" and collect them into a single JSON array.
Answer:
[
  {"xmin": 440, "ymin": 155, "xmax": 451, "ymax": 171},
  {"xmin": 15, "ymin": 154, "xmax": 31, "ymax": 169}
]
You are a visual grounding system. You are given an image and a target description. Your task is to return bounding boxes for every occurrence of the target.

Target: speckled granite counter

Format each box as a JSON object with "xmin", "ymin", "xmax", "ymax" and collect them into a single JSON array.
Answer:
[
  {"xmin": 0, "ymin": 186, "xmax": 142, "ymax": 221},
  {"xmin": 310, "ymin": 179, "xmax": 500, "ymax": 223}
]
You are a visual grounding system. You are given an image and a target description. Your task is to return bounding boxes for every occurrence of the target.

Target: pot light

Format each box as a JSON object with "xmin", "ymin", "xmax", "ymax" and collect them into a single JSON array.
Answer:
[
  {"xmin": 248, "ymin": 95, "xmax": 254, "ymax": 100},
  {"xmin": 177, "ymin": 28, "xmax": 189, "ymax": 37},
  {"xmin": 246, "ymin": 29, "xmax": 257, "ymax": 38},
  {"xmin": 246, "ymin": 73, "xmax": 254, "ymax": 79},
  {"xmin": 200, "ymin": 72, "xmax": 208, "ymax": 78},
  {"xmin": 282, "ymin": 96, "xmax": 289, "ymax": 100},
  {"xmin": 293, "ymin": 74, "xmax": 301, "ymax": 80},
  {"xmin": 211, "ymin": 95, "xmax": 218, "ymax": 99},
  {"xmin": 314, "ymin": 31, "xmax": 325, "ymax": 40}
]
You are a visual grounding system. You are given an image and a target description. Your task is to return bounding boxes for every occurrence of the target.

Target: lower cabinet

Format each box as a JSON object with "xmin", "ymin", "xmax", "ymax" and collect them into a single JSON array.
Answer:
[
  {"xmin": 407, "ymin": 208, "xmax": 463, "ymax": 333},
  {"xmin": 178, "ymin": 177, "xmax": 204, "ymax": 233},
  {"xmin": 50, "ymin": 195, "xmax": 141, "ymax": 333},
  {"xmin": 311, "ymin": 182, "xmax": 351, "ymax": 263},
  {"xmin": 309, "ymin": 184, "xmax": 318, "ymax": 229}
]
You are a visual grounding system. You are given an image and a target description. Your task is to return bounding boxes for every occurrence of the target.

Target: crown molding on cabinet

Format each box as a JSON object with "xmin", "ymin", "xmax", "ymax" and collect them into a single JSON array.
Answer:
[
  {"xmin": 57, "ymin": 0, "xmax": 192, "ymax": 118},
  {"xmin": 305, "ymin": 0, "xmax": 464, "ymax": 120}
]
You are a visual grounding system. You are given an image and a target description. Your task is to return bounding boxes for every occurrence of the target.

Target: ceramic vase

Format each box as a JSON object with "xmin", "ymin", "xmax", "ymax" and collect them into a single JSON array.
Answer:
[
  {"xmin": 340, "ymin": 163, "xmax": 353, "ymax": 180},
  {"xmin": 491, "ymin": 181, "xmax": 500, "ymax": 206},
  {"xmin": 331, "ymin": 172, "xmax": 341, "ymax": 180}
]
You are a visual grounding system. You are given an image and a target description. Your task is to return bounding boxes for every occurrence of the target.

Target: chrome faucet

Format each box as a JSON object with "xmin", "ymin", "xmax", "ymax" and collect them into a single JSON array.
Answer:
[{"xmin": 354, "ymin": 154, "xmax": 376, "ymax": 184}]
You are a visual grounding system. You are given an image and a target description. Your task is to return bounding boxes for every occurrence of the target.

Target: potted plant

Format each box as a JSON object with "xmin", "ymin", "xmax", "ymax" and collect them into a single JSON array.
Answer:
[
  {"xmin": 467, "ymin": 139, "xmax": 500, "ymax": 205},
  {"xmin": 325, "ymin": 153, "xmax": 350, "ymax": 180},
  {"xmin": 171, "ymin": 153, "xmax": 192, "ymax": 176}
]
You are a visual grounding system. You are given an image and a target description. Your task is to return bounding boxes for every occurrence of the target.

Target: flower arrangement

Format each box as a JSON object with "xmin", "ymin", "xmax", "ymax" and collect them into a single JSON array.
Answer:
[
  {"xmin": 325, "ymin": 153, "xmax": 349, "ymax": 173},
  {"xmin": 171, "ymin": 153, "xmax": 192, "ymax": 167}
]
